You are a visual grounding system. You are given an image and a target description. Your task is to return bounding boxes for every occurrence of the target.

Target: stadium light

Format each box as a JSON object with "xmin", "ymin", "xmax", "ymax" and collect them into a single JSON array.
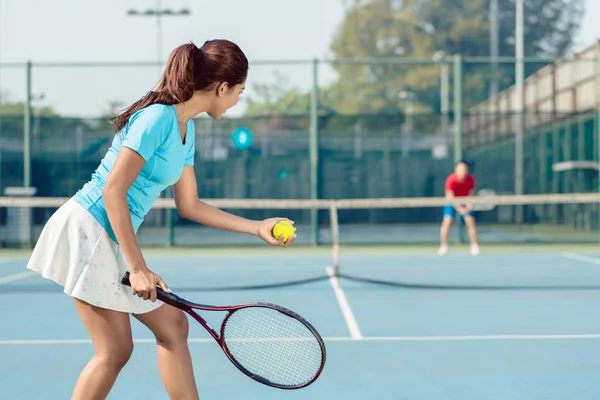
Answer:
[{"xmin": 126, "ymin": 1, "xmax": 192, "ymax": 72}]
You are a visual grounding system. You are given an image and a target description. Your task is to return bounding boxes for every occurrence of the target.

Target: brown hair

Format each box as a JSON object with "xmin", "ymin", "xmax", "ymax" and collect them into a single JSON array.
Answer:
[{"xmin": 110, "ymin": 39, "xmax": 248, "ymax": 132}]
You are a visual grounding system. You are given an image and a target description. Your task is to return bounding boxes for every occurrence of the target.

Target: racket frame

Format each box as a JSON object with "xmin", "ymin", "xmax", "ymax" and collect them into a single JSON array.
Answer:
[
  {"xmin": 471, "ymin": 188, "xmax": 498, "ymax": 211},
  {"xmin": 121, "ymin": 272, "xmax": 326, "ymax": 390}
]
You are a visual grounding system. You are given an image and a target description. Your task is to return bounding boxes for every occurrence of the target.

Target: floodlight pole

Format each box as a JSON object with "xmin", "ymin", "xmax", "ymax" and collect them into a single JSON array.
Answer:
[
  {"xmin": 126, "ymin": 1, "xmax": 191, "ymax": 75},
  {"xmin": 126, "ymin": 1, "xmax": 191, "ymax": 247}
]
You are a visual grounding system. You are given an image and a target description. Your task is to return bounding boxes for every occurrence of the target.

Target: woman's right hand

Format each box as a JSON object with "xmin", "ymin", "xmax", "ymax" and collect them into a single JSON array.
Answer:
[{"xmin": 128, "ymin": 267, "xmax": 170, "ymax": 302}]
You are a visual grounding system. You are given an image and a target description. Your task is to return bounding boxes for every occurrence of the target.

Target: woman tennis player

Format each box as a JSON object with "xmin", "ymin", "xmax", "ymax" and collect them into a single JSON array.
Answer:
[{"xmin": 25, "ymin": 40, "xmax": 295, "ymax": 399}]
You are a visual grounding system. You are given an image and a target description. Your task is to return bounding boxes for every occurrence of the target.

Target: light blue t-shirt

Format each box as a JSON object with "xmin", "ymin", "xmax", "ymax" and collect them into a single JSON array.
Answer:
[{"xmin": 73, "ymin": 104, "xmax": 195, "ymax": 243}]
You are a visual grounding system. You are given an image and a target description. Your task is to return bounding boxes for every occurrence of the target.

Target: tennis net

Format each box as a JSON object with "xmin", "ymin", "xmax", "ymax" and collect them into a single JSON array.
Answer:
[
  {"xmin": 0, "ymin": 192, "xmax": 599, "ymax": 249},
  {"xmin": 1, "ymin": 192, "xmax": 599, "ymax": 293}
]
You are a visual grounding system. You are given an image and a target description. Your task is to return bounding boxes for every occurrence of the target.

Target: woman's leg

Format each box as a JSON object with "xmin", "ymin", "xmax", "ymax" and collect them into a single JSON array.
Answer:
[
  {"xmin": 71, "ymin": 298, "xmax": 134, "ymax": 400},
  {"xmin": 134, "ymin": 304, "xmax": 199, "ymax": 400}
]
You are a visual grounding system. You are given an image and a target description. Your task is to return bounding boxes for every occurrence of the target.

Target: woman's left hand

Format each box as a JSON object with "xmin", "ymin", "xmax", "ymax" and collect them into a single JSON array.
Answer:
[{"xmin": 255, "ymin": 218, "xmax": 296, "ymax": 247}]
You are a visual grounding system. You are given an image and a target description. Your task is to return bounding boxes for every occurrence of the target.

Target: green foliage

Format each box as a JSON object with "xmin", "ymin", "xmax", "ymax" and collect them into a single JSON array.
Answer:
[
  {"xmin": 246, "ymin": 0, "xmax": 585, "ymax": 124},
  {"xmin": 329, "ymin": 0, "xmax": 584, "ymax": 111},
  {"xmin": 245, "ymin": 72, "xmax": 311, "ymax": 117},
  {"xmin": 0, "ymin": 98, "xmax": 112, "ymax": 140}
]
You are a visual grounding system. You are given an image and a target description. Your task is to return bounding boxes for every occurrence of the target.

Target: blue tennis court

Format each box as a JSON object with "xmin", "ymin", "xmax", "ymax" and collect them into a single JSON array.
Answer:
[{"xmin": 1, "ymin": 245, "xmax": 599, "ymax": 399}]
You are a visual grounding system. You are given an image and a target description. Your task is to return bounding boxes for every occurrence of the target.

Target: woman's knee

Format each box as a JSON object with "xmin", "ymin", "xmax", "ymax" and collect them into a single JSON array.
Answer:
[
  {"xmin": 157, "ymin": 310, "xmax": 189, "ymax": 346},
  {"xmin": 72, "ymin": 298, "xmax": 134, "ymax": 371},
  {"xmin": 142, "ymin": 308, "xmax": 189, "ymax": 347},
  {"xmin": 96, "ymin": 338, "xmax": 134, "ymax": 371}
]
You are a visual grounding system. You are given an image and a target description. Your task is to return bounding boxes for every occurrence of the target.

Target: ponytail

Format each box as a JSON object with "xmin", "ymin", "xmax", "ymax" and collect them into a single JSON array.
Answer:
[
  {"xmin": 109, "ymin": 43, "xmax": 200, "ymax": 133},
  {"xmin": 109, "ymin": 39, "xmax": 248, "ymax": 133}
]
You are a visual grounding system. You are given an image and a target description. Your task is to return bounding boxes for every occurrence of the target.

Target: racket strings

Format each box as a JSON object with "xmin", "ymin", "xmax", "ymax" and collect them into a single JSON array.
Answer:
[
  {"xmin": 227, "ymin": 315, "xmax": 320, "ymax": 385},
  {"xmin": 225, "ymin": 310, "xmax": 321, "ymax": 384},
  {"xmin": 223, "ymin": 307, "xmax": 323, "ymax": 387}
]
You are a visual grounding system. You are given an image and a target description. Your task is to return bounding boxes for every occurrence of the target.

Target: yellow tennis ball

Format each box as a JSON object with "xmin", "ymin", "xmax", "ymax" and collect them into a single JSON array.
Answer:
[{"xmin": 272, "ymin": 221, "xmax": 295, "ymax": 243}]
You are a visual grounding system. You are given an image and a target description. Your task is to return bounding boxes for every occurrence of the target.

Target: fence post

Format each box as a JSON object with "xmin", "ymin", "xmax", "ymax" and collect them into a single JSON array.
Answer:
[
  {"xmin": 309, "ymin": 58, "xmax": 319, "ymax": 245},
  {"xmin": 24, "ymin": 61, "xmax": 32, "ymax": 188},
  {"xmin": 515, "ymin": 0, "xmax": 525, "ymax": 226},
  {"xmin": 453, "ymin": 54, "xmax": 463, "ymax": 164},
  {"xmin": 596, "ymin": 56, "xmax": 600, "ymax": 242},
  {"xmin": 453, "ymin": 54, "xmax": 464, "ymax": 243}
]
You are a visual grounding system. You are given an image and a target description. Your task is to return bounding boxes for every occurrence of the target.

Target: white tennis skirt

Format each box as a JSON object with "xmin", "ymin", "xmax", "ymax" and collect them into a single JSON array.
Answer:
[{"xmin": 26, "ymin": 199, "xmax": 164, "ymax": 314}]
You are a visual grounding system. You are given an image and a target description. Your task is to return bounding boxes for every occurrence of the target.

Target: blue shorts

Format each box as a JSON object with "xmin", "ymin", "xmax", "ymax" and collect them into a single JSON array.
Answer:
[{"xmin": 443, "ymin": 205, "xmax": 475, "ymax": 219}]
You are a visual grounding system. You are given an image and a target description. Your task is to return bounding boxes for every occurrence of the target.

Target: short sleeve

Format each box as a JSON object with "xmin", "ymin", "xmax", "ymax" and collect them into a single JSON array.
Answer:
[
  {"xmin": 468, "ymin": 175, "xmax": 476, "ymax": 191},
  {"xmin": 121, "ymin": 105, "xmax": 169, "ymax": 161},
  {"xmin": 184, "ymin": 121, "xmax": 196, "ymax": 166},
  {"xmin": 445, "ymin": 175, "xmax": 454, "ymax": 192}
]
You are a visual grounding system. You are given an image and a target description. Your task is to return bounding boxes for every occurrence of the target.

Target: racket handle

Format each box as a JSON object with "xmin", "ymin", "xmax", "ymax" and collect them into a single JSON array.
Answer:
[
  {"xmin": 155, "ymin": 287, "xmax": 183, "ymax": 308},
  {"xmin": 121, "ymin": 272, "xmax": 183, "ymax": 309}
]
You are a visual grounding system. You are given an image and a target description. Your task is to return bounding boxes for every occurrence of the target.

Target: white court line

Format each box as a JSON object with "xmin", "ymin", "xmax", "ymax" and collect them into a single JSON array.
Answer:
[
  {"xmin": 0, "ymin": 271, "xmax": 34, "ymax": 284},
  {"xmin": 326, "ymin": 266, "xmax": 363, "ymax": 340},
  {"xmin": 2, "ymin": 334, "xmax": 600, "ymax": 345},
  {"xmin": 561, "ymin": 252, "xmax": 600, "ymax": 265},
  {"xmin": 356, "ymin": 334, "xmax": 600, "ymax": 341},
  {"xmin": 0, "ymin": 258, "xmax": 33, "ymax": 285}
]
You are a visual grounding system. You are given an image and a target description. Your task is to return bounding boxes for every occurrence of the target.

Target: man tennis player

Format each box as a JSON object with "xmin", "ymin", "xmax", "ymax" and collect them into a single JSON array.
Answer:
[{"xmin": 438, "ymin": 160, "xmax": 480, "ymax": 256}]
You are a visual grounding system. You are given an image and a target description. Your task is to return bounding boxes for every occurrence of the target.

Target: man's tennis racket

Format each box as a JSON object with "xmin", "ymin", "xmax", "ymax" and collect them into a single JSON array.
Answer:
[
  {"xmin": 121, "ymin": 272, "xmax": 326, "ymax": 390},
  {"xmin": 471, "ymin": 188, "xmax": 498, "ymax": 211}
]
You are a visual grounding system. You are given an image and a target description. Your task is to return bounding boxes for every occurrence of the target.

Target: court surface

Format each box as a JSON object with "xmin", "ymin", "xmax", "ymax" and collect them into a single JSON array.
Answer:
[{"xmin": 1, "ymin": 245, "xmax": 599, "ymax": 399}]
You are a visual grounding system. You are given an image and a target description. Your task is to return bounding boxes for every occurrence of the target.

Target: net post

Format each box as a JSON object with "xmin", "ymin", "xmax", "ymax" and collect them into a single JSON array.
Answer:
[
  {"xmin": 4, "ymin": 187, "xmax": 37, "ymax": 248},
  {"xmin": 165, "ymin": 186, "xmax": 174, "ymax": 247},
  {"xmin": 329, "ymin": 203, "xmax": 340, "ymax": 276}
]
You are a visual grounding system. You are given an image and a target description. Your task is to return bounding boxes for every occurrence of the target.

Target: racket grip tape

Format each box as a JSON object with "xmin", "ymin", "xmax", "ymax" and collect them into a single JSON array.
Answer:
[
  {"xmin": 121, "ymin": 272, "xmax": 183, "ymax": 309},
  {"xmin": 155, "ymin": 287, "xmax": 183, "ymax": 308}
]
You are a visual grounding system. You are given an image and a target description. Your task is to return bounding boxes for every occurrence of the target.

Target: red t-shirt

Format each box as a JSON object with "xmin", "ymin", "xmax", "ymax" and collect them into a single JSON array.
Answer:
[{"xmin": 445, "ymin": 173, "xmax": 475, "ymax": 197}]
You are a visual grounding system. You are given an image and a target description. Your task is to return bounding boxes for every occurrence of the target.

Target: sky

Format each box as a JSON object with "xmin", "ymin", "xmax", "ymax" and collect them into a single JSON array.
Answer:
[{"xmin": 0, "ymin": 0, "xmax": 599, "ymax": 118}]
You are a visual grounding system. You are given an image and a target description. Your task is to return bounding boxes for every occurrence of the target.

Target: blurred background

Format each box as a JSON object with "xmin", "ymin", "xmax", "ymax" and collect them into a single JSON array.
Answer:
[
  {"xmin": 0, "ymin": 0, "xmax": 599, "ymax": 248},
  {"xmin": 3, "ymin": 2, "xmax": 600, "ymax": 400}
]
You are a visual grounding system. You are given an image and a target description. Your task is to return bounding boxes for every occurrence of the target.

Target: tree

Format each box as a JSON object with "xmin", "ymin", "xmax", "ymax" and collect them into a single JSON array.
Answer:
[
  {"xmin": 245, "ymin": 71, "xmax": 312, "ymax": 117},
  {"xmin": 0, "ymin": 89, "xmax": 113, "ymax": 143},
  {"xmin": 244, "ymin": 71, "xmax": 346, "ymax": 132},
  {"xmin": 245, "ymin": 0, "xmax": 584, "ymax": 123},
  {"xmin": 328, "ymin": 0, "xmax": 585, "ymax": 113}
]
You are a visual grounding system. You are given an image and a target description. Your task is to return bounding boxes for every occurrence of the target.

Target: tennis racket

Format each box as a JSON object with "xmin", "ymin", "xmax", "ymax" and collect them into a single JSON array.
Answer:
[
  {"xmin": 471, "ymin": 188, "xmax": 498, "ymax": 211},
  {"xmin": 121, "ymin": 272, "xmax": 326, "ymax": 390}
]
